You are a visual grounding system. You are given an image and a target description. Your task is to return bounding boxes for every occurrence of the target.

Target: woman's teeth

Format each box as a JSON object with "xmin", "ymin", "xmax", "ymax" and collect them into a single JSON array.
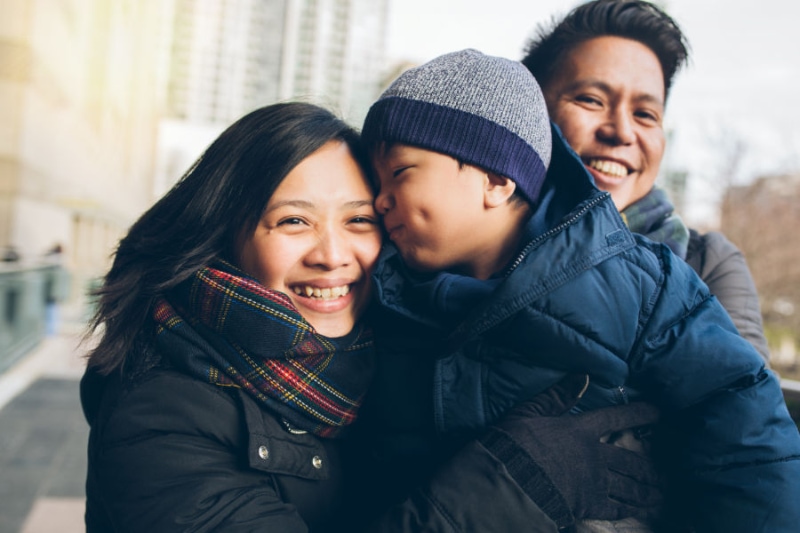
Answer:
[
  {"xmin": 587, "ymin": 159, "xmax": 628, "ymax": 178},
  {"xmin": 293, "ymin": 285, "xmax": 350, "ymax": 300}
]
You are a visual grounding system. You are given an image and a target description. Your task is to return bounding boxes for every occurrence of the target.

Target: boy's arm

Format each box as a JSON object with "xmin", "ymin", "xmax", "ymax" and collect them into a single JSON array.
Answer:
[
  {"xmin": 364, "ymin": 376, "xmax": 662, "ymax": 532},
  {"xmin": 685, "ymin": 229, "xmax": 770, "ymax": 361},
  {"xmin": 634, "ymin": 254, "xmax": 800, "ymax": 532},
  {"xmin": 365, "ymin": 437, "xmax": 560, "ymax": 533}
]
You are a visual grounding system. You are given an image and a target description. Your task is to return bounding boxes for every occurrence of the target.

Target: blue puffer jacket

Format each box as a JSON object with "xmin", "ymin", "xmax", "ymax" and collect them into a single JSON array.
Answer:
[{"xmin": 367, "ymin": 127, "xmax": 800, "ymax": 532}]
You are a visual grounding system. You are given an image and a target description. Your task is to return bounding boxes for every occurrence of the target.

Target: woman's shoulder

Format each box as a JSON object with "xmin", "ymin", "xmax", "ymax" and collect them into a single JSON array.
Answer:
[
  {"xmin": 123, "ymin": 368, "xmax": 236, "ymax": 410},
  {"xmin": 96, "ymin": 367, "xmax": 246, "ymax": 446},
  {"xmin": 98, "ymin": 368, "xmax": 328, "ymax": 455}
]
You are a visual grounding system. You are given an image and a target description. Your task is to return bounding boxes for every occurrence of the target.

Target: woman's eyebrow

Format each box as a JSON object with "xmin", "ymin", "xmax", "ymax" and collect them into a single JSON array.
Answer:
[
  {"xmin": 265, "ymin": 200, "xmax": 315, "ymax": 213},
  {"xmin": 266, "ymin": 199, "xmax": 374, "ymax": 212},
  {"xmin": 344, "ymin": 200, "xmax": 375, "ymax": 209}
]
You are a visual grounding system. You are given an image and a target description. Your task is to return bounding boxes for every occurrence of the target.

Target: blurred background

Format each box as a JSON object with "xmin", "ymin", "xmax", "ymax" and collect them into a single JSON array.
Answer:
[
  {"xmin": 2, "ymin": 0, "xmax": 799, "ymax": 376},
  {"xmin": 0, "ymin": 0, "xmax": 798, "ymax": 531}
]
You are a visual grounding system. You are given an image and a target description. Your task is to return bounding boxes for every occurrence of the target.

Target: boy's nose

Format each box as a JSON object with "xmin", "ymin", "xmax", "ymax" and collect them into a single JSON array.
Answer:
[{"xmin": 375, "ymin": 189, "xmax": 394, "ymax": 215}]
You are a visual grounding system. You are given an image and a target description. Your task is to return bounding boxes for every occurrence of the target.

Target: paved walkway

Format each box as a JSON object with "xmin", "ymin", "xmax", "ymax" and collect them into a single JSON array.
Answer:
[{"xmin": 0, "ymin": 312, "xmax": 89, "ymax": 533}]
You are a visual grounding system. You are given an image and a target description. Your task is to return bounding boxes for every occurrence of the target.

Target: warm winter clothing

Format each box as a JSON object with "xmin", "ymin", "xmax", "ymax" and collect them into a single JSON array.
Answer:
[
  {"xmin": 685, "ymin": 228, "xmax": 770, "ymax": 360},
  {"xmin": 153, "ymin": 262, "xmax": 375, "ymax": 436},
  {"xmin": 482, "ymin": 392, "xmax": 663, "ymax": 529},
  {"xmin": 347, "ymin": 375, "xmax": 664, "ymax": 532},
  {"xmin": 360, "ymin": 125, "xmax": 800, "ymax": 532},
  {"xmin": 83, "ymin": 364, "xmax": 576, "ymax": 533},
  {"xmin": 620, "ymin": 186, "xmax": 690, "ymax": 260},
  {"xmin": 82, "ymin": 367, "xmax": 347, "ymax": 532},
  {"xmin": 362, "ymin": 49, "xmax": 551, "ymax": 206},
  {"xmin": 81, "ymin": 264, "xmax": 377, "ymax": 531},
  {"xmin": 81, "ymin": 262, "xmax": 580, "ymax": 532},
  {"xmin": 622, "ymin": 188, "xmax": 770, "ymax": 361}
]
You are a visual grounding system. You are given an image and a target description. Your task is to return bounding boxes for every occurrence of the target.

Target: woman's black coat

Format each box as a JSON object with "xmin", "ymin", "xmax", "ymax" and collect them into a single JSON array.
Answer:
[{"xmin": 81, "ymin": 366, "xmax": 560, "ymax": 532}]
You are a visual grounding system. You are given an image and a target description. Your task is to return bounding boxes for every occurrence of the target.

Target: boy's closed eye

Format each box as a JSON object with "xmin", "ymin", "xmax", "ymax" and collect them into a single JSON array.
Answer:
[{"xmin": 393, "ymin": 166, "xmax": 411, "ymax": 178}]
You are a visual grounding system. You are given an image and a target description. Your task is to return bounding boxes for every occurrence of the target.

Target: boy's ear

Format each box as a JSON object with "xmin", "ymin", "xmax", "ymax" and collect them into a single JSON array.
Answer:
[{"xmin": 484, "ymin": 173, "xmax": 517, "ymax": 208}]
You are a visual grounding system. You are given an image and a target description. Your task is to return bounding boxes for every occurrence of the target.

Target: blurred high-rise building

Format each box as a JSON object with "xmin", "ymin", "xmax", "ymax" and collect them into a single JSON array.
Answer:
[
  {"xmin": 155, "ymin": 0, "xmax": 389, "ymax": 196},
  {"xmin": 0, "ymin": 0, "xmax": 167, "ymax": 300},
  {"xmin": 0, "ymin": 0, "xmax": 389, "ymax": 310}
]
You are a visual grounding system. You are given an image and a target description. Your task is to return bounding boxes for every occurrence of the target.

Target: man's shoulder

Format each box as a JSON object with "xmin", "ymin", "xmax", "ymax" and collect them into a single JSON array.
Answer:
[
  {"xmin": 689, "ymin": 228, "xmax": 736, "ymax": 248},
  {"xmin": 686, "ymin": 228, "xmax": 742, "ymax": 273}
]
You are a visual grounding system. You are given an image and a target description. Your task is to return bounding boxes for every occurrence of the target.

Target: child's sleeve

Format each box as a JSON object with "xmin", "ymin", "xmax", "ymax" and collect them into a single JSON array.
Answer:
[
  {"xmin": 364, "ymin": 437, "xmax": 560, "ymax": 533},
  {"xmin": 632, "ymin": 253, "xmax": 800, "ymax": 532}
]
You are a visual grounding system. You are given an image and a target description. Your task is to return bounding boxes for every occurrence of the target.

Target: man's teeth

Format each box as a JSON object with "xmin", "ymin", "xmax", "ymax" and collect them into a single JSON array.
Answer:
[
  {"xmin": 293, "ymin": 285, "xmax": 351, "ymax": 300},
  {"xmin": 587, "ymin": 159, "xmax": 627, "ymax": 178}
]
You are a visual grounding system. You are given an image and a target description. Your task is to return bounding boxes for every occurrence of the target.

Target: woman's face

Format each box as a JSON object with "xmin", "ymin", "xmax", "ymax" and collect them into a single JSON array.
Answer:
[
  {"xmin": 238, "ymin": 140, "xmax": 382, "ymax": 337},
  {"xmin": 542, "ymin": 36, "xmax": 667, "ymax": 211}
]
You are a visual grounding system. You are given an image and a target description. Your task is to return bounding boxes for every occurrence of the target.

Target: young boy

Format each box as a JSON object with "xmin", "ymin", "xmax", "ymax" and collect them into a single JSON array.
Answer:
[{"xmin": 358, "ymin": 49, "xmax": 800, "ymax": 531}]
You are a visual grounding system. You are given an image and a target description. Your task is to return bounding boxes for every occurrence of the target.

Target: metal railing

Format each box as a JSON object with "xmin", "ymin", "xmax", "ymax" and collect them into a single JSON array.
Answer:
[{"xmin": 0, "ymin": 262, "xmax": 70, "ymax": 373}]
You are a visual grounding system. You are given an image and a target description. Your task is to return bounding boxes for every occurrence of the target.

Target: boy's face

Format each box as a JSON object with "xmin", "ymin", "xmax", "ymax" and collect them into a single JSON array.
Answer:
[{"xmin": 372, "ymin": 144, "xmax": 489, "ymax": 276}]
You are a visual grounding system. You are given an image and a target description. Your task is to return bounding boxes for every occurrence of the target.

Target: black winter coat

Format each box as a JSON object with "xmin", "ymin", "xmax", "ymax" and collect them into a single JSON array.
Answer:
[
  {"xmin": 82, "ymin": 367, "xmax": 346, "ymax": 532},
  {"xmin": 82, "ymin": 365, "xmax": 561, "ymax": 532}
]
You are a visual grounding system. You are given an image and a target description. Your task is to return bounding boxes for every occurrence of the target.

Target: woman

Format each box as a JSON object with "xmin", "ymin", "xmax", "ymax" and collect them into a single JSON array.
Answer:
[
  {"xmin": 81, "ymin": 102, "xmax": 662, "ymax": 532},
  {"xmin": 81, "ymin": 102, "xmax": 382, "ymax": 531}
]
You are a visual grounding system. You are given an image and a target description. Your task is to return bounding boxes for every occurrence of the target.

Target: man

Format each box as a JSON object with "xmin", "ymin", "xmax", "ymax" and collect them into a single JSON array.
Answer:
[{"xmin": 522, "ymin": 0, "xmax": 770, "ymax": 361}]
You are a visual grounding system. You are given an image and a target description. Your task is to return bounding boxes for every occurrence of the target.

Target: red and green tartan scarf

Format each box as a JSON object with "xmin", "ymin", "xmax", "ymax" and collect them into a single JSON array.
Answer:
[{"xmin": 153, "ymin": 261, "xmax": 375, "ymax": 438}]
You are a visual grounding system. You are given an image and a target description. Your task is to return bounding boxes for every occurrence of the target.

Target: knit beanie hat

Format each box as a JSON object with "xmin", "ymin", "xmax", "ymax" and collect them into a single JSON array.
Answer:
[{"xmin": 362, "ymin": 49, "xmax": 552, "ymax": 205}]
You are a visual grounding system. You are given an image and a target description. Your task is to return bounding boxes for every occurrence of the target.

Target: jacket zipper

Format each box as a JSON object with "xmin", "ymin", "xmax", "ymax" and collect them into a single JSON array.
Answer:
[{"xmin": 503, "ymin": 192, "xmax": 611, "ymax": 276}]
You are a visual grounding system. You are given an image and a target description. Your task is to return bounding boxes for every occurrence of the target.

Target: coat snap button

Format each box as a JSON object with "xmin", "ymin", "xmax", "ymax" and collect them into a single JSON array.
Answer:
[
  {"xmin": 258, "ymin": 445, "xmax": 269, "ymax": 460},
  {"xmin": 312, "ymin": 455, "xmax": 323, "ymax": 469}
]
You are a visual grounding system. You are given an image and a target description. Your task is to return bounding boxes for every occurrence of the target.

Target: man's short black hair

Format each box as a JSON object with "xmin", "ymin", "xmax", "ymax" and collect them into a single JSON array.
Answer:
[{"xmin": 522, "ymin": 0, "xmax": 690, "ymax": 98}]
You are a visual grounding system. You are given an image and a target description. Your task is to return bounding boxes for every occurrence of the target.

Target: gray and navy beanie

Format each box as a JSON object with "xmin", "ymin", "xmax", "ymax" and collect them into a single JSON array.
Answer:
[{"xmin": 362, "ymin": 48, "xmax": 552, "ymax": 206}]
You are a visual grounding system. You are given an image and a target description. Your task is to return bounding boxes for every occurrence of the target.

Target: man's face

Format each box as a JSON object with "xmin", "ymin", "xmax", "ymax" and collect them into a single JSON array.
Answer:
[
  {"xmin": 372, "ymin": 144, "xmax": 492, "ymax": 277},
  {"xmin": 542, "ymin": 36, "xmax": 667, "ymax": 211}
]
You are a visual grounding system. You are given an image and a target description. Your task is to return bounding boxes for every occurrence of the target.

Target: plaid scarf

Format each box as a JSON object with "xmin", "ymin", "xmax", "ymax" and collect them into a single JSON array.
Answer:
[
  {"xmin": 153, "ymin": 262, "xmax": 375, "ymax": 438},
  {"xmin": 621, "ymin": 186, "xmax": 690, "ymax": 259}
]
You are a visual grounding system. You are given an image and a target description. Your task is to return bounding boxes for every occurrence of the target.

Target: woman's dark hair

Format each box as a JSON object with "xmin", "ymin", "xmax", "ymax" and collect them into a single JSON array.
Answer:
[
  {"xmin": 86, "ymin": 102, "xmax": 367, "ymax": 375},
  {"xmin": 522, "ymin": 0, "xmax": 690, "ymax": 99}
]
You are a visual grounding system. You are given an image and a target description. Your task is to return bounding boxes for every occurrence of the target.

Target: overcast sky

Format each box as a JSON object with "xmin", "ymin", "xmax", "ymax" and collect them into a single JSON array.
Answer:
[{"xmin": 385, "ymin": 0, "xmax": 800, "ymax": 225}]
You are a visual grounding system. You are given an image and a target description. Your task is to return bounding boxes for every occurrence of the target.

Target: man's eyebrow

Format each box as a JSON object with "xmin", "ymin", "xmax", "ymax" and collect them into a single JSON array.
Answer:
[
  {"xmin": 632, "ymin": 92, "xmax": 664, "ymax": 108},
  {"xmin": 563, "ymin": 78, "xmax": 612, "ymax": 94}
]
